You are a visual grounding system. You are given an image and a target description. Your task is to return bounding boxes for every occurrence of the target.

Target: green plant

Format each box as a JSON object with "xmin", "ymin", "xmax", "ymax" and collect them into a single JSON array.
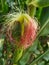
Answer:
[{"xmin": 0, "ymin": 0, "xmax": 49, "ymax": 65}]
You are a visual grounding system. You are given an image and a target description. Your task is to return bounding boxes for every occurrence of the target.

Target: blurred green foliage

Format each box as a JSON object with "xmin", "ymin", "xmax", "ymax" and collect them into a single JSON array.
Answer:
[{"xmin": 0, "ymin": 0, "xmax": 49, "ymax": 65}]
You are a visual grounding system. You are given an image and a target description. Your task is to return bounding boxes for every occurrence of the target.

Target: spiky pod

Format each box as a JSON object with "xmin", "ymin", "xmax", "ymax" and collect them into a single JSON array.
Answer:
[{"xmin": 5, "ymin": 13, "xmax": 38, "ymax": 49}]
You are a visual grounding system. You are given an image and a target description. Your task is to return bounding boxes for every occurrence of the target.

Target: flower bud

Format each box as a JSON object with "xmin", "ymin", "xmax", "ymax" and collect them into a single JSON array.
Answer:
[{"xmin": 6, "ymin": 13, "xmax": 38, "ymax": 49}]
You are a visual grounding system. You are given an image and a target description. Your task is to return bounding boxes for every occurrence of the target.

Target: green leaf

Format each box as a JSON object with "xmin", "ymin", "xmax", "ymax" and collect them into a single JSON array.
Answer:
[
  {"xmin": 19, "ymin": 52, "xmax": 30, "ymax": 65},
  {"xmin": 43, "ymin": 51, "xmax": 49, "ymax": 61},
  {"xmin": 39, "ymin": 7, "xmax": 49, "ymax": 26},
  {"xmin": 37, "ymin": 7, "xmax": 49, "ymax": 36},
  {"xmin": 38, "ymin": 18, "xmax": 49, "ymax": 36},
  {"xmin": 27, "ymin": 0, "xmax": 49, "ymax": 7},
  {"xmin": 38, "ymin": 61, "xmax": 45, "ymax": 65}
]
